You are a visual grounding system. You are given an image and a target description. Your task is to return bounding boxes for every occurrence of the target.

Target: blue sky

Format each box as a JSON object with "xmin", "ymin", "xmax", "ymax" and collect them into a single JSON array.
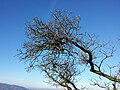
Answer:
[{"xmin": 0, "ymin": 0, "xmax": 120, "ymax": 89}]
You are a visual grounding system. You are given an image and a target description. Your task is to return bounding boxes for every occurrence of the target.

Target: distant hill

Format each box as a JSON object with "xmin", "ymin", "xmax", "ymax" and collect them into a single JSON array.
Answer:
[
  {"xmin": 30, "ymin": 88, "xmax": 63, "ymax": 90},
  {"xmin": 0, "ymin": 83, "xmax": 29, "ymax": 90}
]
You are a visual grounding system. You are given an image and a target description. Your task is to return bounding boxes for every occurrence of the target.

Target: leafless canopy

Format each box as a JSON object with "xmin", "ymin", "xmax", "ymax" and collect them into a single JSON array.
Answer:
[{"xmin": 18, "ymin": 10, "xmax": 120, "ymax": 90}]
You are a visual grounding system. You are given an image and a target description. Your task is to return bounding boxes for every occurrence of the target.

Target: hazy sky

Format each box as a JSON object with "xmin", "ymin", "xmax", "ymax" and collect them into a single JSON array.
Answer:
[{"xmin": 0, "ymin": 0, "xmax": 120, "ymax": 89}]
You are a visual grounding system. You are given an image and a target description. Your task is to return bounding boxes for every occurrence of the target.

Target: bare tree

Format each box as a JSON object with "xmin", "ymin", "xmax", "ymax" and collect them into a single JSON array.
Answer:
[
  {"xmin": 40, "ymin": 57, "xmax": 81, "ymax": 90},
  {"xmin": 90, "ymin": 63, "xmax": 120, "ymax": 90},
  {"xmin": 18, "ymin": 10, "xmax": 120, "ymax": 90}
]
